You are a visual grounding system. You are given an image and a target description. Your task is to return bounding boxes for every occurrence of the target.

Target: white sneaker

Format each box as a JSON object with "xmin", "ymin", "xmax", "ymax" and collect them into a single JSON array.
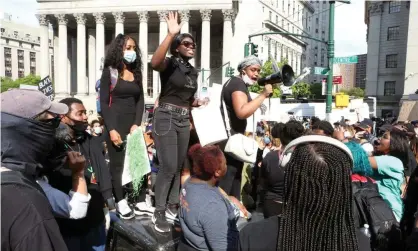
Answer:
[
  {"xmin": 134, "ymin": 202, "xmax": 155, "ymax": 216},
  {"xmin": 116, "ymin": 199, "xmax": 135, "ymax": 219}
]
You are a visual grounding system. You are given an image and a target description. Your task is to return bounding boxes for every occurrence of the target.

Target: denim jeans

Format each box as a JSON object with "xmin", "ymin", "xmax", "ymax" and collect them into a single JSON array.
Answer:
[
  {"xmin": 152, "ymin": 107, "xmax": 190, "ymax": 211},
  {"xmin": 63, "ymin": 222, "xmax": 106, "ymax": 251}
]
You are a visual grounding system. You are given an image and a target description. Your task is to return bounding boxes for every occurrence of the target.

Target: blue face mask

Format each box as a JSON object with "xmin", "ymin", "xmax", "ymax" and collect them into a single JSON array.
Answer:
[
  {"xmin": 124, "ymin": 50, "xmax": 136, "ymax": 64},
  {"xmin": 264, "ymin": 136, "xmax": 271, "ymax": 145}
]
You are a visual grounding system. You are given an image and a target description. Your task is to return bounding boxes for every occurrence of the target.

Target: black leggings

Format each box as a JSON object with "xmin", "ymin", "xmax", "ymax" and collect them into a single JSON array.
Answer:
[
  {"xmin": 219, "ymin": 154, "xmax": 244, "ymax": 200},
  {"xmin": 153, "ymin": 107, "xmax": 190, "ymax": 211},
  {"xmin": 263, "ymin": 198, "xmax": 284, "ymax": 218},
  {"xmin": 107, "ymin": 130, "xmax": 129, "ymax": 203}
]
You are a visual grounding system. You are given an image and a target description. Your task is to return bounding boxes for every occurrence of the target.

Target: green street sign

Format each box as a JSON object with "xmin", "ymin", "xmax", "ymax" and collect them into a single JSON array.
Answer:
[
  {"xmin": 313, "ymin": 67, "xmax": 329, "ymax": 75},
  {"xmin": 334, "ymin": 55, "xmax": 358, "ymax": 64}
]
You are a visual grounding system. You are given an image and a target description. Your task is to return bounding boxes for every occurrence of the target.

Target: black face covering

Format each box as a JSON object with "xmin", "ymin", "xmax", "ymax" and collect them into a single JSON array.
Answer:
[
  {"xmin": 66, "ymin": 117, "xmax": 89, "ymax": 142},
  {"xmin": 1, "ymin": 112, "xmax": 56, "ymax": 176}
]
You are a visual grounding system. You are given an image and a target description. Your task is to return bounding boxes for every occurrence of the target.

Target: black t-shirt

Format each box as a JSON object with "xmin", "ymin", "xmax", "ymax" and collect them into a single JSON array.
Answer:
[
  {"xmin": 48, "ymin": 143, "xmax": 105, "ymax": 236},
  {"xmin": 238, "ymin": 216, "xmax": 372, "ymax": 251},
  {"xmin": 221, "ymin": 77, "xmax": 252, "ymax": 135},
  {"xmin": 261, "ymin": 150, "xmax": 285, "ymax": 202},
  {"xmin": 159, "ymin": 57, "xmax": 198, "ymax": 107},
  {"xmin": 405, "ymin": 149, "xmax": 417, "ymax": 177},
  {"xmin": 1, "ymin": 171, "xmax": 69, "ymax": 251}
]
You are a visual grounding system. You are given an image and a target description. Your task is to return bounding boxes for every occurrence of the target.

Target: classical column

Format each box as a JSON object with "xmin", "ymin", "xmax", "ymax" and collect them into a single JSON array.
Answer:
[
  {"xmin": 88, "ymin": 29, "xmax": 96, "ymax": 95},
  {"xmin": 37, "ymin": 14, "xmax": 50, "ymax": 79},
  {"xmin": 137, "ymin": 11, "xmax": 149, "ymax": 97},
  {"xmin": 222, "ymin": 9, "xmax": 234, "ymax": 83},
  {"xmin": 93, "ymin": 13, "xmax": 106, "ymax": 84},
  {"xmin": 179, "ymin": 10, "xmax": 195, "ymax": 66},
  {"xmin": 113, "ymin": 12, "xmax": 124, "ymax": 36},
  {"xmin": 74, "ymin": 13, "xmax": 87, "ymax": 96},
  {"xmin": 200, "ymin": 10, "xmax": 212, "ymax": 78},
  {"xmin": 154, "ymin": 11, "xmax": 168, "ymax": 98},
  {"xmin": 53, "ymin": 31, "xmax": 59, "ymax": 85},
  {"xmin": 55, "ymin": 14, "xmax": 68, "ymax": 96}
]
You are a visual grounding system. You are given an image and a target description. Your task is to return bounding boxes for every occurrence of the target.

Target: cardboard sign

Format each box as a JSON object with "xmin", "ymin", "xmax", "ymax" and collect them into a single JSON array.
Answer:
[
  {"xmin": 398, "ymin": 101, "xmax": 418, "ymax": 122},
  {"xmin": 38, "ymin": 76, "xmax": 54, "ymax": 101}
]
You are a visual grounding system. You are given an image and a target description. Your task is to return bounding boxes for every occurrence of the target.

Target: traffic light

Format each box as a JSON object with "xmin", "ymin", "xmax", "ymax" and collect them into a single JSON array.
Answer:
[
  {"xmin": 250, "ymin": 43, "xmax": 259, "ymax": 57},
  {"xmin": 225, "ymin": 66, "xmax": 235, "ymax": 77},
  {"xmin": 244, "ymin": 43, "xmax": 250, "ymax": 57}
]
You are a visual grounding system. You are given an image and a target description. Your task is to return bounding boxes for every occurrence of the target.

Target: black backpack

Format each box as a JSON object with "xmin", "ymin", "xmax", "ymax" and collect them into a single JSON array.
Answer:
[{"xmin": 352, "ymin": 174, "xmax": 402, "ymax": 251}]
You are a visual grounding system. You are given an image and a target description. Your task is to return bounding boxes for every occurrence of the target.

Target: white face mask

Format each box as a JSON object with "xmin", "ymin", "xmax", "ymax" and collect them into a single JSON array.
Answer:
[
  {"xmin": 242, "ymin": 73, "xmax": 256, "ymax": 85},
  {"xmin": 344, "ymin": 131, "xmax": 352, "ymax": 138},
  {"xmin": 123, "ymin": 50, "xmax": 136, "ymax": 64},
  {"xmin": 94, "ymin": 127, "xmax": 102, "ymax": 135}
]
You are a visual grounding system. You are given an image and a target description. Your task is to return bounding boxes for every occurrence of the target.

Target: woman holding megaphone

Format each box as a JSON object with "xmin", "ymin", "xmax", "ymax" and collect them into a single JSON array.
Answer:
[{"xmin": 219, "ymin": 55, "xmax": 273, "ymax": 199}]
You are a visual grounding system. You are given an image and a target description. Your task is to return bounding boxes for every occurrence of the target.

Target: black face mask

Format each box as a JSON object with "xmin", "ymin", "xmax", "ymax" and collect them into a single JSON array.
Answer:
[{"xmin": 65, "ymin": 116, "xmax": 89, "ymax": 142}]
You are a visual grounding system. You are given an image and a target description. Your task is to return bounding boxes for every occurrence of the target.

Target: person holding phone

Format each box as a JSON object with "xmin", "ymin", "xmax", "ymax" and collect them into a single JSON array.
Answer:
[
  {"xmin": 99, "ymin": 34, "xmax": 144, "ymax": 219},
  {"xmin": 150, "ymin": 12, "xmax": 202, "ymax": 233}
]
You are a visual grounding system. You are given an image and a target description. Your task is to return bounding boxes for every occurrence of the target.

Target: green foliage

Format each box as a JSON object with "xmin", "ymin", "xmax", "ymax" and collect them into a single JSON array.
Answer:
[
  {"xmin": 1, "ymin": 75, "xmax": 41, "ymax": 93},
  {"xmin": 310, "ymin": 82, "xmax": 324, "ymax": 99},
  {"xmin": 339, "ymin": 87, "xmax": 365, "ymax": 98},
  {"xmin": 291, "ymin": 82, "xmax": 311, "ymax": 97},
  {"xmin": 247, "ymin": 58, "xmax": 289, "ymax": 98},
  {"xmin": 260, "ymin": 58, "xmax": 288, "ymax": 78}
]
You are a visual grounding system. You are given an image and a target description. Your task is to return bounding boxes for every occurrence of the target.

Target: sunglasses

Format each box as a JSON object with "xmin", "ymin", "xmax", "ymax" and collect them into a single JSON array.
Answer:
[
  {"xmin": 40, "ymin": 116, "xmax": 62, "ymax": 128},
  {"xmin": 181, "ymin": 41, "xmax": 197, "ymax": 49}
]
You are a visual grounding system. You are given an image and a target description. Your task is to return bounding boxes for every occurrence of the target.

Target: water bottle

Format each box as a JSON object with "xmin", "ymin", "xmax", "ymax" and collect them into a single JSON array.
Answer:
[{"xmin": 360, "ymin": 224, "xmax": 371, "ymax": 238}]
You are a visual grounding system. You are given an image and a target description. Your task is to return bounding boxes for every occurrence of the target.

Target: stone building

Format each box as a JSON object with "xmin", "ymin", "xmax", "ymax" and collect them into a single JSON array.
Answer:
[{"xmin": 35, "ymin": 0, "xmax": 330, "ymax": 110}]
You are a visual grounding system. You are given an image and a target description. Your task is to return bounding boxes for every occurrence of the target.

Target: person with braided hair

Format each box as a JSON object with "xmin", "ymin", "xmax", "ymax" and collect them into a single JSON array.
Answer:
[{"xmin": 239, "ymin": 138, "xmax": 371, "ymax": 251}]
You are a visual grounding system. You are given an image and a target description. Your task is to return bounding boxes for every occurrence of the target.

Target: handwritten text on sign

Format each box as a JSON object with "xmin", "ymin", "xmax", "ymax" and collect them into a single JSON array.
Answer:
[{"xmin": 38, "ymin": 76, "xmax": 54, "ymax": 101}]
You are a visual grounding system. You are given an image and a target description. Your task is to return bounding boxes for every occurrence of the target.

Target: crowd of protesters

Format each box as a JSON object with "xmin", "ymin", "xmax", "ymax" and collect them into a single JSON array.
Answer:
[{"xmin": 3, "ymin": 10, "xmax": 418, "ymax": 251}]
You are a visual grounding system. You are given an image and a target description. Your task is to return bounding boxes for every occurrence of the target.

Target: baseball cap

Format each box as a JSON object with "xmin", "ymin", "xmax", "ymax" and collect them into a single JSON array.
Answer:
[
  {"xmin": 1, "ymin": 89, "xmax": 68, "ymax": 118},
  {"xmin": 355, "ymin": 118, "xmax": 373, "ymax": 130}
]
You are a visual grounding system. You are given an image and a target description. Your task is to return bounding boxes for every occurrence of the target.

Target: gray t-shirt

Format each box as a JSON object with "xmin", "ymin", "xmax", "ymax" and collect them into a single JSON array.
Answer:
[{"xmin": 179, "ymin": 180, "xmax": 239, "ymax": 251}]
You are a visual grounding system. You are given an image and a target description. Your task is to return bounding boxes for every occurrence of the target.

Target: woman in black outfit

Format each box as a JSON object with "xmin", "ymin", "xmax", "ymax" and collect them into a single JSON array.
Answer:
[
  {"xmin": 219, "ymin": 56, "xmax": 273, "ymax": 199},
  {"xmin": 150, "ymin": 12, "xmax": 200, "ymax": 233},
  {"xmin": 99, "ymin": 34, "xmax": 144, "ymax": 219},
  {"xmin": 260, "ymin": 120, "xmax": 304, "ymax": 218}
]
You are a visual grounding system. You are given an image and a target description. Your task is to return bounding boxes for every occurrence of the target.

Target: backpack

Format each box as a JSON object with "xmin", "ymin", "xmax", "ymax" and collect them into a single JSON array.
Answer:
[
  {"xmin": 351, "ymin": 174, "xmax": 402, "ymax": 251},
  {"xmin": 1, "ymin": 169, "xmax": 46, "ymax": 197},
  {"xmin": 96, "ymin": 67, "xmax": 119, "ymax": 114}
]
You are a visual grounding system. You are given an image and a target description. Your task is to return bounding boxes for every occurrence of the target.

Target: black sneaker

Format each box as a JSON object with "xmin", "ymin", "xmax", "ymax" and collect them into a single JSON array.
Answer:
[{"xmin": 152, "ymin": 210, "xmax": 171, "ymax": 233}]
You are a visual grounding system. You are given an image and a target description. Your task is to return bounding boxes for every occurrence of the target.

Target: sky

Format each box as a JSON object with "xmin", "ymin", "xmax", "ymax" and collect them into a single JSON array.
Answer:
[{"xmin": 1, "ymin": 0, "xmax": 368, "ymax": 57}]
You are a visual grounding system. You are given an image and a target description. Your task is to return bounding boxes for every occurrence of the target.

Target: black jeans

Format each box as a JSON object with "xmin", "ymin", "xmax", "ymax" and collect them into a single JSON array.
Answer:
[
  {"xmin": 219, "ymin": 154, "xmax": 244, "ymax": 200},
  {"xmin": 152, "ymin": 107, "xmax": 190, "ymax": 211}
]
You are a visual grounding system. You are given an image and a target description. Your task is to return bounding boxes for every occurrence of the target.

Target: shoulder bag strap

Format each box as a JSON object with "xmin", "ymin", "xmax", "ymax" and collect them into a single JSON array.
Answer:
[{"xmin": 222, "ymin": 79, "xmax": 233, "ymax": 137}]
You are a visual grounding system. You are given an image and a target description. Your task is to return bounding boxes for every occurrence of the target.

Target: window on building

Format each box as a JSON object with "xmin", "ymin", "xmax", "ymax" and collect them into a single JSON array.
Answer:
[
  {"xmin": 31, "ymin": 44, "xmax": 35, "ymax": 49},
  {"xmin": 263, "ymin": 6, "xmax": 265, "ymax": 13},
  {"xmin": 5, "ymin": 69, "xmax": 12, "ymax": 78},
  {"xmin": 389, "ymin": 1, "xmax": 401, "ymax": 13},
  {"xmin": 315, "ymin": 29, "xmax": 318, "ymax": 34},
  {"xmin": 269, "ymin": 11, "xmax": 272, "ymax": 21},
  {"xmin": 287, "ymin": 23, "xmax": 290, "ymax": 31},
  {"xmin": 386, "ymin": 54, "xmax": 398, "ymax": 68},
  {"xmin": 18, "ymin": 70, "xmax": 25, "ymax": 78},
  {"xmin": 1, "ymin": 28, "xmax": 5, "ymax": 34},
  {"xmin": 288, "ymin": 3, "xmax": 290, "ymax": 14},
  {"xmin": 13, "ymin": 31, "xmax": 18, "ymax": 37},
  {"xmin": 292, "ymin": 26, "xmax": 294, "ymax": 33},
  {"xmin": 276, "ymin": 15, "xmax": 278, "ymax": 24},
  {"xmin": 37, "ymin": 36, "xmax": 40, "ymax": 42},
  {"xmin": 316, "ymin": 18, "xmax": 319, "ymax": 25},
  {"xmin": 384, "ymin": 81, "xmax": 396, "ymax": 96},
  {"xmin": 314, "ymin": 62, "xmax": 317, "ymax": 66},
  {"xmin": 282, "ymin": 19, "xmax": 284, "ymax": 28},
  {"xmin": 282, "ymin": 1, "xmax": 285, "ymax": 12},
  {"xmin": 6, "ymin": 39, "xmax": 9, "ymax": 45},
  {"xmin": 387, "ymin": 26, "xmax": 400, "ymax": 40},
  {"xmin": 19, "ymin": 42, "xmax": 23, "ymax": 48},
  {"xmin": 26, "ymin": 34, "xmax": 30, "ymax": 38},
  {"xmin": 48, "ymin": 39, "xmax": 51, "ymax": 45}
]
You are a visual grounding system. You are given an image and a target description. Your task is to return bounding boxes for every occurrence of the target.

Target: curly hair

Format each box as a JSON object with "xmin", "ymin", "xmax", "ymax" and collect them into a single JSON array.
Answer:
[
  {"xmin": 188, "ymin": 144, "xmax": 225, "ymax": 181},
  {"xmin": 278, "ymin": 142, "xmax": 358, "ymax": 251},
  {"xmin": 104, "ymin": 34, "xmax": 143, "ymax": 86}
]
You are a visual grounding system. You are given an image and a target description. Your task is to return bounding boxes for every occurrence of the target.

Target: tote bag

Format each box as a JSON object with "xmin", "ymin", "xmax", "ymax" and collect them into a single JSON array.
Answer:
[{"xmin": 221, "ymin": 80, "xmax": 259, "ymax": 164}]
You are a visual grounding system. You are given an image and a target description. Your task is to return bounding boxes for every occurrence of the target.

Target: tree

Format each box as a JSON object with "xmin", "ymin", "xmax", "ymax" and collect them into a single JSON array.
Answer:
[
  {"xmin": 291, "ymin": 82, "xmax": 311, "ymax": 98},
  {"xmin": 310, "ymin": 82, "xmax": 324, "ymax": 99},
  {"xmin": 248, "ymin": 58, "xmax": 288, "ymax": 98},
  {"xmin": 1, "ymin": 75, "xmax": 41, "ymax": 93},
  {"xmin": 339, "ymin": 87, "xmax": 365, "ymax": 98}
]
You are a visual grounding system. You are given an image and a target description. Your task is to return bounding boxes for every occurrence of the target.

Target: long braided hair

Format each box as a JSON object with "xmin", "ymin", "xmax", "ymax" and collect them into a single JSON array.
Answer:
[{"xmin": 278, "ymin": 142, "xmax": 359, "ymax": 251}]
